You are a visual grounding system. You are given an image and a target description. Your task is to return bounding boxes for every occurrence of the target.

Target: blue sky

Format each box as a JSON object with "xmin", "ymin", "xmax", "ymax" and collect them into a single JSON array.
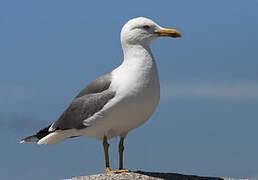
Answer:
[{"xmin": 1, "ymin": 0, "xmax": 258, "ymax": 179}]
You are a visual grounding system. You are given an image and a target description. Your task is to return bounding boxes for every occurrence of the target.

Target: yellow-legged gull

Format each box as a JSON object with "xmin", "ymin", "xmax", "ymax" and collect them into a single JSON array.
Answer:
[{"xmin": 20, "ymin": 17, "xmax": 181, "ymax": 173}]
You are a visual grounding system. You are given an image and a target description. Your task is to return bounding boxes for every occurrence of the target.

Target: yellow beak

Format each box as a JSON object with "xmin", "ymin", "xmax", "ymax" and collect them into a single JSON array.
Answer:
[{"xmin": 155, "ymin": 28, "xmax": 181, "ymax": 38}]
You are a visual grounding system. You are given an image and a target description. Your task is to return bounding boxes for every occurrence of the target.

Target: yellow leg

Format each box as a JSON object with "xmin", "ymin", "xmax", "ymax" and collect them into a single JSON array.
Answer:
[
  {"xmin": 119, "ymin": 136, "xmax": 125, "ymax": 170},
  {"xmin": 102, "ymin": 136, "xmax": 129, "ymax": 174},
  {"xmin": 118, "ymin": 136, "xmax": 129, "ymax": 173},
  {"xmin": 103, "ymin": 136, "xmax": 111, "ymax": 172}
]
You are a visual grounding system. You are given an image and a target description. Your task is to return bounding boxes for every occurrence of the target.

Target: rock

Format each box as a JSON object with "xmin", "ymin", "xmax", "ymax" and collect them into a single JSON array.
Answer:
[{"xmin": 64, "ymin": 171, "xmax": 250, "ymax": 180}]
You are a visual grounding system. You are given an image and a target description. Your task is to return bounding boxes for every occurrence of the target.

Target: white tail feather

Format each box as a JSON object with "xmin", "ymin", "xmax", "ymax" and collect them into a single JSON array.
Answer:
[{"xmin": 37, "ymin": 129, "xmax": 79, "ymax": 145}]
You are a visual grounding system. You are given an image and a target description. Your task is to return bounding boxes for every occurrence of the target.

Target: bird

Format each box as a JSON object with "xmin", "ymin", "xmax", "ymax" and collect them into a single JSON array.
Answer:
[{"xmin": 20, "ymin": 17, "xmax": 181, "ymax": 173}]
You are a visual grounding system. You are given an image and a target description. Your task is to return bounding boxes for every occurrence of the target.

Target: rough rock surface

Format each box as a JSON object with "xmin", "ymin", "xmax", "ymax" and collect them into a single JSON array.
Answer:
[{"xmin": 64, "ymin": 171, "xmax": 250, "ymax": 180}]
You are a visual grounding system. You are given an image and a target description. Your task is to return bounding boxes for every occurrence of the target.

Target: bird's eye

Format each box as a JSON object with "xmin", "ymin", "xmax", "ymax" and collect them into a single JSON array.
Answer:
[{"xmin": 143, "ymin": 25, "xmax": 150, "ymax": 29}]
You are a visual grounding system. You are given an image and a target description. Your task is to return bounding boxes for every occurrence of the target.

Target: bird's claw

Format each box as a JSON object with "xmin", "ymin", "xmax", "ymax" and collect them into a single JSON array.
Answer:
[{"xmin": 106, "ymin": 168, "xmax": 130, "ymax": 174}]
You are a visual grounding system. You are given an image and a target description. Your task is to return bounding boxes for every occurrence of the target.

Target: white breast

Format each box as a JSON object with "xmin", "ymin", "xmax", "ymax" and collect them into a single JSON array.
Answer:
[
  {"xmin": 81, "ymin": 46, "xmax": 160, "ymax": 140},
  {"xmin": 98, "ymin": 55, "xmax": 160, "ymax": 138}
]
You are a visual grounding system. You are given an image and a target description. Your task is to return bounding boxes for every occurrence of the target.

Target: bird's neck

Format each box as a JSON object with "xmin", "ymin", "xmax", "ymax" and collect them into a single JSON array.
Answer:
[
  {"xmin": 122, "ymin": 43, "xmax": 153, "ymax": 62},
  {"xmin": 120, "ymin": 43, "xmax": 158, "ymax": 81}
]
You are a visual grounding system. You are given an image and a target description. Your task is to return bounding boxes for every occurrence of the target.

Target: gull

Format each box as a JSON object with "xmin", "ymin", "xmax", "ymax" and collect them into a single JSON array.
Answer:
[{"xmin": 20, "ymin": 17, "xmax": 181, "ymax": 173}]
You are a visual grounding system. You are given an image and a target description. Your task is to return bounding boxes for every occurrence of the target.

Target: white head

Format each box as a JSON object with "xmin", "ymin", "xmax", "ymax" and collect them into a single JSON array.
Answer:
[{"xmin": 121, "ymin": 17, "xmax": 181, "ymax": 47}]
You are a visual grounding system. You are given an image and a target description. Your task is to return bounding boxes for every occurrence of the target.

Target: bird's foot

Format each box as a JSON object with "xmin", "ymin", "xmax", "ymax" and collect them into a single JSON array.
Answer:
[{"xmin": 106, "ymin": 167, "xmax": 130, "ymax": 174}]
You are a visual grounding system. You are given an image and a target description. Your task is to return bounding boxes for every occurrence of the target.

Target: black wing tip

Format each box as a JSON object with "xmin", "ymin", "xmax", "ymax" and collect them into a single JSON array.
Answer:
[
  {"xmin": 20, "ymin": 124, "xmax": 53, "ymax": 144},
  {"xmin": 20, "ymin": 135, "xmax": 39, "ymax": 143}
]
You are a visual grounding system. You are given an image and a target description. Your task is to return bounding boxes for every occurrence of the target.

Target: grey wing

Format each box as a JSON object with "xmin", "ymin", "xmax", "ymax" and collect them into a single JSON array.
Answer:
[
  {"xmin": 51, "ymin": 73, "xmax": 115, "ymax": 131},
  {"xmin": 76, "ymin": 73, "xmax": 112, "ymax": 98}
]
